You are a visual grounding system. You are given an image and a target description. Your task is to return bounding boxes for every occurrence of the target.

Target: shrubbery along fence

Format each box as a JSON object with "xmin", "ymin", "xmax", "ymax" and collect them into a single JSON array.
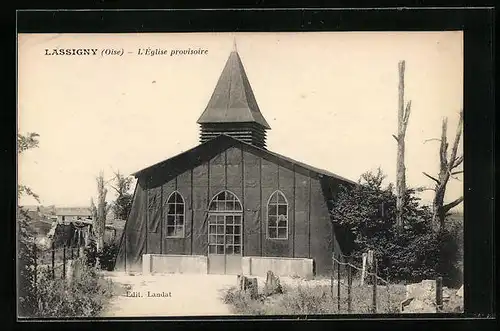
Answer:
[
  {"xmin": 330, "ymin": 250, "xmax": 445, "ymax": 313},
  {"xmin": 20, "ymin": 239, "xmax": 118, "ymax": 318},
  {"xmin": 33, "ymin": 243, "xmax": 82, "ymax": 281},
  {"xmin": 30, "ymin": 241, "xmax": 118, "ymax": 287}
]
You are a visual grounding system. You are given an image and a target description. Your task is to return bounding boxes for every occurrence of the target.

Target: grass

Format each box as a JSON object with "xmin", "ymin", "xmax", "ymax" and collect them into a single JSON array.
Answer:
[
  {"xmin": 222, "ymin": 280, "xmax": 406, "ymax": 315},
  {"xmin": 222, "ymin": 276, "xmax": 464, "ymax": 315},
  {"xmin": 19, "ymin": 257, "xmax": 119, "ymax": 318}
]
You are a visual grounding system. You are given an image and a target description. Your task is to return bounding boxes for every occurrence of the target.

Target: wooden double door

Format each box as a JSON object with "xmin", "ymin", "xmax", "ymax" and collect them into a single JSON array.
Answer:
[{"xmin": 207, "ymin": 213, "xmax": 242, "ymax": 274}]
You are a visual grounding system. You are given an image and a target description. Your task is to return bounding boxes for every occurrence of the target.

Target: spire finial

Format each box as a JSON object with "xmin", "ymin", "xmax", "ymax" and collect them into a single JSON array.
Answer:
[{"xmin": 232, "ymin": 37, "xmax": 237, "ymax": 52}]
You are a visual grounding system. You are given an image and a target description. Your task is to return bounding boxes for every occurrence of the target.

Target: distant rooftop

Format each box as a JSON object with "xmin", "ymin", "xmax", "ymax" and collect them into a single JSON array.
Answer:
[
  {"xmin": 55, "ymin": 207, "xmax": 92, "ymax": 217},
  {"xmin": 20, "ymin": 205, "xmax": 56, "ymax": 214},
  {"xmin": 21, "ymin": 205, "xmax": 39, "ymax": 212}
]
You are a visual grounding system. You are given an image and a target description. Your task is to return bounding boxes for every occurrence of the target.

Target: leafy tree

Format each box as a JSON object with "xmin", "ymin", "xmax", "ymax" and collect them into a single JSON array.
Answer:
[
  {"xmin": 110, "ymin": 171, "xmax": 133, "ymax": 221},
  {"xmin": 17, "ymin": 132, "xmax": 40, "ymax": 316},
  {"xmin": 17, "ymin": 133, "xmax": 40, "ymax": 202},
  {"xmin": 331, "ymin": 168, "xmax": 460, "ymax": 285},
  {"xmin": 18, "ymin": 132, "xmax": 39, "ymax": 153}
]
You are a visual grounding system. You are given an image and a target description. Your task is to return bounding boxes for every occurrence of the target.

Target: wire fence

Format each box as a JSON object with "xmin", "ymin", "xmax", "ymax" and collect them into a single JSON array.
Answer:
[
  {"xmin": 31, "ymin": 242, "xmax": 85, "ymax": 285},
  {"xmin": 330, "ymin": 251, "xmax": 404, "ymax": 314},
  {"xmin": 330, "ymin": 250, "xmax": 445, "ymax": 313}
]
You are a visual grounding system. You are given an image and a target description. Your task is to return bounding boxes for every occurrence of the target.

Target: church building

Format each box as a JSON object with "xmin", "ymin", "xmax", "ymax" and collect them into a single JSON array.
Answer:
[{"xmin": 114, "ymin": 46, "xmax": 356, "ymax": 276}]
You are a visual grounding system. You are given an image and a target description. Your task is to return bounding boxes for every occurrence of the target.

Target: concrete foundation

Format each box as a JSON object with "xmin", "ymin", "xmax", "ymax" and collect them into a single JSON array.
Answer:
[
  {"xmin": 142, "ymin": 254, "xmax": 208, "ymax": 275},
  {"xmin": 241, "ymin": 256, "xmax": 314, "ymax": 279},
  {"xmin": 141, "ymin": 254, "xmax": 313, "ymax": 277}
]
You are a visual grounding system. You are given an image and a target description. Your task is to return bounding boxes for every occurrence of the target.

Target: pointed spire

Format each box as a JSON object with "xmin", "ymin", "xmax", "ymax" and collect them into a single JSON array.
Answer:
[
  {"xmin": 197, "ymin": 48, "xmax": 271, "ymax": 129},
  {"xmin": 232, "ymin": 37, "xmax": 238, "ymax": 52},
  {"xmin": 196, "ymin": 47, "xmax": 271, "ymax": 148}
]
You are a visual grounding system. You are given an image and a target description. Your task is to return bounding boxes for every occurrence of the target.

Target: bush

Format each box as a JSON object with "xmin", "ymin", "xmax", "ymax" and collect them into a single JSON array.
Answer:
[
  {"xmin": 97, "ymin": 242, "xmax": 120, "ymax": 271},
  {"xmin": 222, "ymin": 286, "xmax": 265, "ymax": 315},
  {"xmin": 32, "ymin": 259, "xmax": 114, "ymax": 317},
  {"xmin": 18, "ymin": 208, "xmax": 38, "ymax": 316},
  {"xmin": 84, "ymin": 240, "xmax": 97, "ymax": 267},
  {"xmin": 436, "ymin": 225, "xmax": 462, "ymax": 288},
  {"xmin": 277, "ymin": 285, "xmax": 335, "ymax": 314},
  {"xmin": 18, "ymin": 210, "xmax": 116, "ymax": 318},
  {"xmin": 331, "ymin": 169, "xmax": 462, "ymax": 286},
  {"xmin": 83, "ymin": 240, "xmax": 119, "ymax": 271},
  {"xmin": 18, "ymin": 251, "xmax": 115, "ymax": 318}
]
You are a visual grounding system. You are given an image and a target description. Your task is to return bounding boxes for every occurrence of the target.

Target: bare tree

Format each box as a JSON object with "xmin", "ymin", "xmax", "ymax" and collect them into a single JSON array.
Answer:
[
  {"xmin": 393, "ymin": 60, "xmax": 412, "ymax": 228},
  {"xmin": 90, "ymin": 198, "xmax": 97, "ymax": 220},
  {"xmin": 423, "ymin": 109, "xmax": 464, "ymax": 232},
  {"xmin": 92, "ymin": 171, "xmax": 109, "ymax": 265}
]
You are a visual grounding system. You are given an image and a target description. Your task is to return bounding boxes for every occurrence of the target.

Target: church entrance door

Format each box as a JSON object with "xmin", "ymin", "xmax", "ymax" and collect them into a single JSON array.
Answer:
[{"xmin": 207, "ymin": 191, "xmax": 243, "ymax": 275}]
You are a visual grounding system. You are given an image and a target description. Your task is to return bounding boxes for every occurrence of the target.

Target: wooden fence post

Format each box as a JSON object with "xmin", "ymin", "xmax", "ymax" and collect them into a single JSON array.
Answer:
[
  {"xmin": 436, "ymin": 276, "xmax": 443, "ymax": 312},
  {"xmin": 371, "ymin": 255, "xmax": 378, "ymax": 314},
  {"xmin": 62, "ymin": 245, "xmax": 66, "ymax": 279},
  {"xmin": 361, "ymin": 252, "xmax": 367, "ymax": 285},
  {"xmin": 51, "ymin": 242, "xmax": 55, "ymax": 279},
  {"xmin": 347, "ymin": 257, "xmax": 352, "ymax": 313}
]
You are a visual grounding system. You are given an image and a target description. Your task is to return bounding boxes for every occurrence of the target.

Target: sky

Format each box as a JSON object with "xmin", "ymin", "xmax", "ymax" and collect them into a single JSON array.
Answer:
[{"xmin": 17, "ymin": 32, "xmax": 463, "ymax": 210}]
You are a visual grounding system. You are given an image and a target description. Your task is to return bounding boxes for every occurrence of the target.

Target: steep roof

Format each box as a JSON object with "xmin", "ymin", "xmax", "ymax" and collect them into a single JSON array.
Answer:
[
  {"xmin": 131, "ymin": 135, "xmax": 356, "ymax": 186},
  {"xmin": 197, "ymin": 51, "xmax": 271, "ymax": 130}
]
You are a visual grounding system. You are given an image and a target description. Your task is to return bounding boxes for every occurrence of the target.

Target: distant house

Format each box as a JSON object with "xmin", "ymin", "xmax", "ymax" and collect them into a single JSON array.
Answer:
[
  {"xmin": 21, "ymin": 205, "xmax": 56, "ymax": 215},
  {"xmin": 39, "ymin": 205, "xmax": 56, "ymax": 217},
  {"xmin": 21, "ymin": 205, "xmax": 39, "ymax": 213},
  {"xmin": 55, "ymin": 207, "xmax": 93, "ymax": 223}
]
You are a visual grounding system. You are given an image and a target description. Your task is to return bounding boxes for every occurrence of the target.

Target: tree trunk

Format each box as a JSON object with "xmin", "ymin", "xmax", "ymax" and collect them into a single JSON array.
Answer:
[
  {"xmin": 237, "ymin": 274, "xmax": 259, "ymax": 299},
  {"xmin": 395, "ymin": 60, "xmax": 412, "ymax": 228},
  {"xmin": 94, "ymin": 172, "xmax": 107, "ymax": 268},
  {"xmin": 424, "ymin": 110, "xmax": 463, "ymax": 232}
]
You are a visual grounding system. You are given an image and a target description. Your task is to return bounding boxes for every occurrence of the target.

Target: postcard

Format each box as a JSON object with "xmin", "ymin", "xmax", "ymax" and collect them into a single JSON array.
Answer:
[{"xmin": 17, "ymin": 31, "xmax": 464, "ymax": 318}]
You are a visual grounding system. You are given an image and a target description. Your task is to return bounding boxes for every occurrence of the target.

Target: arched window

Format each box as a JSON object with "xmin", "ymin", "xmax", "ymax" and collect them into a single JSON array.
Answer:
[
  {"xmin": 166, "ymin": 191, "xmax": 185, "ymax": 238},
  {"xmin": 208, "ymin": 190, "xmax": 242, "ymax": 212},
  {"xmin": 267, "ymin": 191, "xmax": 288, "ymax": 239}
]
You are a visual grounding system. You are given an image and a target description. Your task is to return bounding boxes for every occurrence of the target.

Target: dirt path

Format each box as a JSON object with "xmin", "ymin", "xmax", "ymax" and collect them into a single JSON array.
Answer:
[{"xmin": 101, "ymin": 272, "xmax": 236, "ymax": 317}]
